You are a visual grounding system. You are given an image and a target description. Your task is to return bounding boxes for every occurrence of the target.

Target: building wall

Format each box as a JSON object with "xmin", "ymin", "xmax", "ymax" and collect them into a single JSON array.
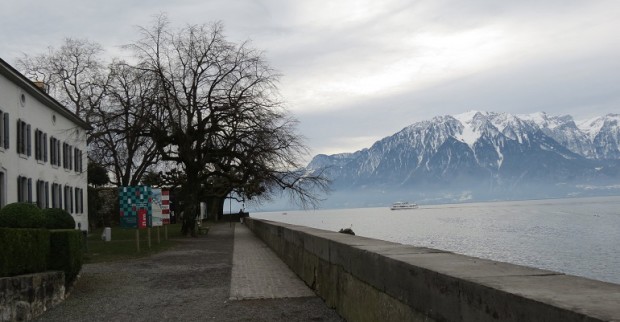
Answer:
[{"xmin": 0, "ymin": 62, "xmax": 88, "ymax": 230}]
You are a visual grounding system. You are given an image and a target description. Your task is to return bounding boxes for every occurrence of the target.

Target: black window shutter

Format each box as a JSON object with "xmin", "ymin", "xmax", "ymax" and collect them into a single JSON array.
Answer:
[
  {"xmin": 17, "ymin": 176, "xmax": 22, "ymax": 202},
  {"xmin": 26, "ymin": 124, "xmax": 31, "ymax": 156},
  {"xmin": 16, "ymin": 119, "xmax": 21, "ymax": 153},
  {"xmin": 45, "ymin": 182, "xmax": 49, "ymax": 208},
  {"xmin": 44, "ymin": 133, "xmax": 48, "ymax": 162},
  {"xmin": 27, "ymin": 178, "xmax": 32, "ymax": 203},
  {"xmin": 69, "ymin": 147, "xmax": 73, "ymax": 170},
  {"xmin": 36, "ymin": 180, "xmax": 40, "ymax": 207},
  {"xmin": 34, "ymin": 130, "xmax": 39, "ymax": 160},
  {"xmin": 3, "ymin": 113, "xmax": 9, "ymax": 149},
  {"xmin": 51, "ymin": 184, "xmax": 55, "ymax": 208},
  {"xmin": 51, "ymin": 138, "xmax": 56, "ymax": 164},
  {"xmin": 58, "ymin": 141, "xmax": 61, "ymax": 166}
]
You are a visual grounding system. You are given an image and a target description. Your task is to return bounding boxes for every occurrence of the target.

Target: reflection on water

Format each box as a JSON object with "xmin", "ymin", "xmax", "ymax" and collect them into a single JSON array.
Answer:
[{"xmin": 253, "ymin": 196, "xmax": 620, "ymax": 284}]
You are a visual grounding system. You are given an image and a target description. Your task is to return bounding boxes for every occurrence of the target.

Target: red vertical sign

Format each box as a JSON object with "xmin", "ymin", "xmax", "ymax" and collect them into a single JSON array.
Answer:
[{"xmin": 138, "ymin": 208, "xmax": 147, "ymax": 229}]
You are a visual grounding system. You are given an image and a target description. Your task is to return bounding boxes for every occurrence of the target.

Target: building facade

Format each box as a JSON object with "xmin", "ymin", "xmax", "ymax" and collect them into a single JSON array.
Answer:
[{"xmin": 0, "ymin": 58, "xmax": 89, "ymax": 230}]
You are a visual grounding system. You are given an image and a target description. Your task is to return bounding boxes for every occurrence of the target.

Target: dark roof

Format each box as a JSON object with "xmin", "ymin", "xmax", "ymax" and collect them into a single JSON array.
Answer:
[{"xmin": 0, "ymin": 57, "xmax": 91, "ymax": 130}]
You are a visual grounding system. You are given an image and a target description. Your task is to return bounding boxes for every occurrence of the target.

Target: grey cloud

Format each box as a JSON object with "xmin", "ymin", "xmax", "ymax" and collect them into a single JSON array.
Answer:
[{"xmin": 1, "ymin": 1, "xmax": 619, "ymax": 158}]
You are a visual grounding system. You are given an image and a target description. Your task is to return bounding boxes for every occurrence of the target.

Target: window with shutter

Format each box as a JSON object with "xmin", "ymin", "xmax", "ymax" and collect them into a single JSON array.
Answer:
[
  {"xmin": 15, "ymin": 120, "xmax": 31, "ymax": 156},
  {"xmin": 17, "ymin": 176, "xmax": 30, "ymax": 202}
]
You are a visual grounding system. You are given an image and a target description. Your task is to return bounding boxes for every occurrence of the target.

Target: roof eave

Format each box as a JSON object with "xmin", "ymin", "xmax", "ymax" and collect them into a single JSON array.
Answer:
[{"xmin": 0, "ymin": 57, "xmax": 92, "ymax": 131}]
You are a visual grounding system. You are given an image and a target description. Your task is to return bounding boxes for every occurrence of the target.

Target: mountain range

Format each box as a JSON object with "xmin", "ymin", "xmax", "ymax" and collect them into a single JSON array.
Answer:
[{"xmin": 308, "ymin": 111, "xmax": 620, "ymax": 207}]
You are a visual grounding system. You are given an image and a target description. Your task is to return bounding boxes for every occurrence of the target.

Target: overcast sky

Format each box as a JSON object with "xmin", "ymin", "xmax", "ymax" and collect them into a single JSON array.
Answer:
[{"xmin": 2, "ymin": 0, "xmax": 619, "ymax": 159}]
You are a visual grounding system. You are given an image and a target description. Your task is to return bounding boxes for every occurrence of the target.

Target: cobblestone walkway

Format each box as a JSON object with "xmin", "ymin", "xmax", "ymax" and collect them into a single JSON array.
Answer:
[{"xmin": 230, "ymin": 223, "xmax": 315, "ymax": 300}]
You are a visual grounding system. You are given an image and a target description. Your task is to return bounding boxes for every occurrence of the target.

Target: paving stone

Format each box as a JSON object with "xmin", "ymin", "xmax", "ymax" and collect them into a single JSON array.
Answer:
[{"xmin": 230, "ymin": 224, "xmax": 315, "ymax": 300}]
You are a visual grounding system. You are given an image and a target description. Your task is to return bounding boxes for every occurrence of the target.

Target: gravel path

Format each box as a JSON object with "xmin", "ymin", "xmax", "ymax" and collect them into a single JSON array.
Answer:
[{"xmin": 35, "ymin": 223, "xmax": 342, "ymax": 322}]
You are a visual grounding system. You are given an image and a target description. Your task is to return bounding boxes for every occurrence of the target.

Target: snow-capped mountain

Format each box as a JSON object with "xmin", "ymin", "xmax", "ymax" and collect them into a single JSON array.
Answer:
[
  {"xmin": 308, "ymin": 111, "xmax": 620, "ymax": 206},
  {"xmin": 578, "ymin": 114, "xmax": 620, "ymax": 159}
]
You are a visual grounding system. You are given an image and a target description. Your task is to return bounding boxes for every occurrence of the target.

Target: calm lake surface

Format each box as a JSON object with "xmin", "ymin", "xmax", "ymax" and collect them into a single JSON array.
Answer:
[{"xmin": 252, "ymin": 196, "xmax": 620, "ymax": 285}]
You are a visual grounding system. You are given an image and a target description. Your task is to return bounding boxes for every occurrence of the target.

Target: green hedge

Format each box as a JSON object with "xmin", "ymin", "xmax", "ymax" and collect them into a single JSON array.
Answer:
[
  {"xmin": 43, "ymin": 208, "xmax": 76, "ymax": 229},
  {"xmin": 48, "ymin": 230, "xmax": 84, "ymax": 286},
  {"xmin": 1, "ymin": 228, "xmax": 84, "ymax": 286},
  {"xmin": 0, "ymin": 203, "xmax": 45, "ymax": 228},
  {"xmin": 0, "ymin": 228, "xmax": 50, "ymax": 277}
]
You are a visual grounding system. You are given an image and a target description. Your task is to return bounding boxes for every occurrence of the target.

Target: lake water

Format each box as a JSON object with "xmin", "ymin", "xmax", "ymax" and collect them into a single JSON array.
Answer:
[{"xmin": 252, "ymin": 196, "xmax": 620, "ymax": 285}]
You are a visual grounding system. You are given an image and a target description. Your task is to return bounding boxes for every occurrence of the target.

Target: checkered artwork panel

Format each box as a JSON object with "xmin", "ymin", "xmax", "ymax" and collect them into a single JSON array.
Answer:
[{"xmin": 119, "ymin": 186, "xmax": 152, "ymax": 228}]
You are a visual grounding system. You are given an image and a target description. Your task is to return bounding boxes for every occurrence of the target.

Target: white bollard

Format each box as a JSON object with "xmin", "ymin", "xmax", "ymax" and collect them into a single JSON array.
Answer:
[{"xmin": 103, "ymin": 227, "xmax": 112, "ymax": 242}]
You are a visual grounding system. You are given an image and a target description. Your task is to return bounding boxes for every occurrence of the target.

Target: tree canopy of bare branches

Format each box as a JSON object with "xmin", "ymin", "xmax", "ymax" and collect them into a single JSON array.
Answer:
[
  {"xmin": 18, "ymin": 39, "xmax": 160, "ymax": 186},
  {"xmin": 18, "ymin": 38, "xmax": 107, "ymax": 122},
  {"xmin": 88, "ymin": 61, "xmax": 160, "ymax": 186},
  {"xmin": 130, "ymin": 16, "xmax": 328, "ymax": 234}
]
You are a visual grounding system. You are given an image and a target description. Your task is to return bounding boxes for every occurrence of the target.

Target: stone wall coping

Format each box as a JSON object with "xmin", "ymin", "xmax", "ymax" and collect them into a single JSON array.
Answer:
[{"xmin": 247, "ymin": 218, "xmax": 620, "ymax": 321}]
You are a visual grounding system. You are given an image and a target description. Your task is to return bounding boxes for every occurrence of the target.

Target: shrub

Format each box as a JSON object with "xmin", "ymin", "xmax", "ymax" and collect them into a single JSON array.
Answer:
[
  {"xmin": 48, "ymin": 230, "xmax": 83, "ymax": 286},
  {"xmin": 0, "ymin": 228, "xmax": 50, "ymax": 277},
  {"xmin": 42, "ymin": 208, "xmax": 76, "ymax": 229},
  {"xmin": 0, "ymin": 202, "xmax": 45, "ymax": 228}
]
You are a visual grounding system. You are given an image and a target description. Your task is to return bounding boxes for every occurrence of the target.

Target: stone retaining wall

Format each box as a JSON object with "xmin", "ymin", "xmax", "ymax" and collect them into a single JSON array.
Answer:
[
  {"xmin": 0, "ymin": 272, "xmax": 65, "ymax": 322},
  {"xmin": 245, "ymin": 218, "xmax": 620, "ymax": 322}
]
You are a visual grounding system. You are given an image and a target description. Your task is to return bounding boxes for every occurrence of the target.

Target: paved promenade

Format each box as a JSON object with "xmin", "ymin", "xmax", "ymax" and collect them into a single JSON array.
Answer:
[
  {"xmin": 230, "ymin": 224, "xmax": 315, "ymax": 299},
  {"xmin": 35, "ymin": 223, "xmax": 342, "ymax": 322}
]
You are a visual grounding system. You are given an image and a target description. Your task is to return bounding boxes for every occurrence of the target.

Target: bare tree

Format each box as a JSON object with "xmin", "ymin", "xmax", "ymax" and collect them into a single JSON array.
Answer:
[
  {"xmin": 130, "ymin": 16, "xmax": 328, "ymax": 235},
  {"xmin": 18, "ymin": 38, "xmax": 107, "ymax": 122},
  {"xmin": 19, "ymin": 19, "xmax": 329, "ymax": 236},
  {"xmin": 19, "ymin": 39, "xmax": 159, "ymax": 186},
  {"xmin": 201, "ymin": 105, "xmax": 330, "ymax": 220},
  {"xmin": 89, "ymin": 61, "xmax": 160, "ymax": 186}
]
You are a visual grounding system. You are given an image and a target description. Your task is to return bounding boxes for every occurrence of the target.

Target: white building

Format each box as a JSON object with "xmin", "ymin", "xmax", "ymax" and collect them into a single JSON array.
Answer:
[{"xmin": 0, "ymin": 58, "xmax": 89, "ymax": 230}]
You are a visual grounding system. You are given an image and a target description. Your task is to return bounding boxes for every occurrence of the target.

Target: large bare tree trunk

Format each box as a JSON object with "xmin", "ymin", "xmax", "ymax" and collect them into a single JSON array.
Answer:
[
  {"xmin": 180, "ymin": 179, "xmax": 201, "ymax": 236},
  {"xmin": 206, "ymin": 196, "xmax": 226, "ymax": 221}
]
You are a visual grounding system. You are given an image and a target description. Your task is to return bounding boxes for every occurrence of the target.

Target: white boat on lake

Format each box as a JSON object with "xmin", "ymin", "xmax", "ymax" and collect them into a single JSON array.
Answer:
[{"xmin": 390, "ymin": 202, "xmax": 419, "ymax": 210}]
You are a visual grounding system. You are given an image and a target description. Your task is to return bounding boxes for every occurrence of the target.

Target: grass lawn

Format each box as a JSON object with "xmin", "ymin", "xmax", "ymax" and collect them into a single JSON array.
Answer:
[{"xmin": 84, "ymin": 223, "xmax": 185, "ymax": 263}]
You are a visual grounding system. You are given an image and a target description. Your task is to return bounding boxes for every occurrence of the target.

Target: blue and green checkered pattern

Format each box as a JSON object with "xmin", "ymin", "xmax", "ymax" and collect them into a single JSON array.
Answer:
[{"xmin": 119, "ymin": 186, "xmax": 152, "ymax": 228}]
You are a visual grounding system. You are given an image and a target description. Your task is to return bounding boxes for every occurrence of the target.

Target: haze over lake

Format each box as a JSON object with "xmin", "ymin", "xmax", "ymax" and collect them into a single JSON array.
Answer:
[{"xmin": 253, "ymin": 196, "xmax": 620, "ymax": 285}]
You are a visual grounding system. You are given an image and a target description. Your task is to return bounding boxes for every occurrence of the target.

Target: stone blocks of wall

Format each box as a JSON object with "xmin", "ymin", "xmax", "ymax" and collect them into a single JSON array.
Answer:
[
  {"xmin": 245, "ymin": 218, "xmax": 620, "ymax": 322},
  {"xmin": 0, "ymin": 271, "xmax": 65, "ymax": 322}
]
